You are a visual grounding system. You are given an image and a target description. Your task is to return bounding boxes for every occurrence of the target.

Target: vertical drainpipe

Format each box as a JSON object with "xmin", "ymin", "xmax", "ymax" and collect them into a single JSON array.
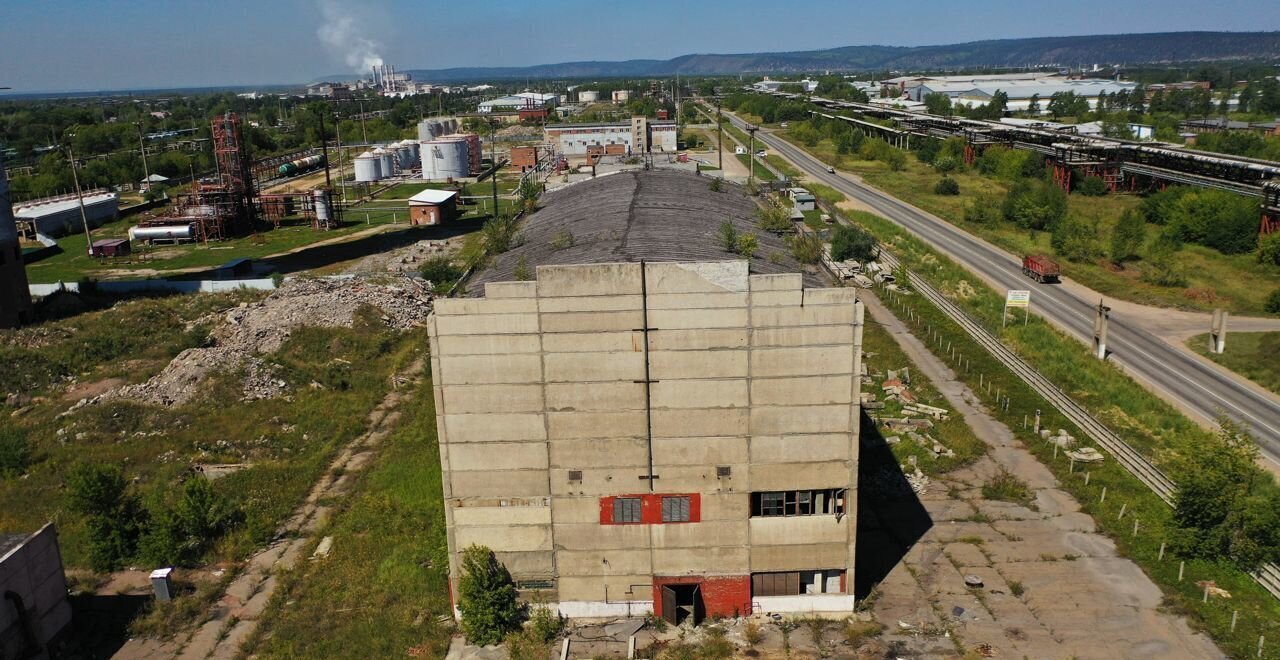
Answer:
[
  {"xmin": 639, "ymin": 260, "xmax": 656, "ymax": 491},
  {"xmin": 846, "ymin": 297, "xmax": 865, "ymax": 595}
]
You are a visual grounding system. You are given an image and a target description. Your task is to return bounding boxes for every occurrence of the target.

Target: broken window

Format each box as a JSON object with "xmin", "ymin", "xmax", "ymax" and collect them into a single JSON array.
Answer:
[
  {"xmin": 752, "ymin": 570, "xmax": 844, "ymax": 596},
  {"xmin": 614, "ymin": 497, "xmax": 641, "ymax": 524},
  {"xmin": 750, "ymin": 489, "xmax": 845, "ymax": 517},
  {"xmin": 662, "ymin": 496, "xmax": 691, "ymax": 523}
]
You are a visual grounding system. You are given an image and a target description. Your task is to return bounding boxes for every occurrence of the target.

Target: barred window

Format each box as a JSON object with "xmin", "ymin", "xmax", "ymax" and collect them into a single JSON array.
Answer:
[
  {"xmin": 661, "ymin": 496, "xmax": 691, "ymax": 523},
  {"xmin": 613, "ymin": 497, "xmax": 641, "ymax": 524}
]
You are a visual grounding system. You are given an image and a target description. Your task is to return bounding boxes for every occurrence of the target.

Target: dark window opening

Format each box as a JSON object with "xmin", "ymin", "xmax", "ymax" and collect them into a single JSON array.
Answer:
[
  {"xmin": 614, "ymin": 497, "xmax": 641, "ymax": 524},
  {"xmin": 752, "ymin": 570, "xmax": 845, "ymax": 596},
  {"xmin": 662, "ymin": 496, "xmax": 690, "ymax": 523},
  {"xmin": 751, "ymin": 489, "xmax": 845, "ymax": 517}
]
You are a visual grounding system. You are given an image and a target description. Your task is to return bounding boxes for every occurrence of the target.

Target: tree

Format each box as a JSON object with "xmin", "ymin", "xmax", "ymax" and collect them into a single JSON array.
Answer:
[
  {"xmin": 457, "ymin": 545, "xmax": 522, "ymax": 645},
  {"xmin": 1267, "ymin": 288, "xmax": 1280, "ymax": 314},
  {"xmin": 1026, "ymin": 94, "xmax": 1041, "ymax": 115},
  {"xmin": 923, "ymin": 92, "xmax": 952, "ymax": 116},
  {"xmin": 963, "ymin": 194, "xmax": 1002, "ymax": 225},
  {"xmin": 1165, "ymin": 189, "xmax": 1259, "ymax": 254},
  {"xmin": 516, "ymin": 177, "xmax": 541, "ymax": 214},
  {"xmin": 1051, "ymin": 214, "xmax": 1103, "ymax": 262},
  {"xmin": 717, "ymin": 221, "xmax": 739, "ymax": 252},
  {"xmin": 829, "ymin": 224, "xmax": 878, "ymax": 263},
  {"xmin": 140, "ymin": 477, "xmax": 242, "ymax": 567},
  {"xmin": 66, "ymin": 463, "xmax": 146, "ymax": 571},
  {"xmin": 1258, "ymin": 232, "xmax": 1280, "ymax": 267},
  {"xmin": 1074, "ymin": 175, "xmax": 1108, "ymax": 197},
  {"xmin": 1140, "ymin": 235, "xmax": 1187, "ymax": 287},
  {"xmin": 933, "ymin": 177, "xmax": 959, "ymax": 195},
  {"xmin": 0, "ymin": 424, "xmax": 31, "ymax": 477},
  {"xmin": 755, "ymin": 205, "xmax": 793, "ymax": 233},
  {"xmin": 787, "ymin": 233, "xmax": 823, "ymax": 265},
  {"xmin": 1110, "ymin": 209, "xmax": 1146, "ymax": 264},
  {"xmin": 1001, "ymin": 180, "xmax": 1067, "ymax": 231},
  {"xmin": 736, "ymin": 233, "xmax": 759, "ymax": 258}
]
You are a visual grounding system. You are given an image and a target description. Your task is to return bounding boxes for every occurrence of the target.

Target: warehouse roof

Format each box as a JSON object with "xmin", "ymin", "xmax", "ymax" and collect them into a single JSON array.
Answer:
[
  {"xmin": 466, "ymin": 170, "xmax": 819, "ymax": 296},
  {"xmin": 407, "ymin": 189, "xmax": 458, "ymax": 205},
  {"xmin": 13, "ymin": 191, "xmax": 119, "ymax": 220}
]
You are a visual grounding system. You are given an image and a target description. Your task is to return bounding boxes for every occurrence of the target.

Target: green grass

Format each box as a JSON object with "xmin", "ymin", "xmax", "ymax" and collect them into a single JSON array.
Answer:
[
  {"xmin": 0, "ymin": 294, "xmax": 421, "ymax": 570},
  {"xmin": 1188, "ymin": 331, "xmax": 1280, "ymax": 395},
  {"xmin": 246, "ymin": 367, "xmax": 451, "ymax": 658},
  {"xmin": 735, "ymin": 153, "xmax": 776, "ymax": 182},
  {"xmin": 775, "ymin": 130, "xmax": 1280, "ymax": 315}
]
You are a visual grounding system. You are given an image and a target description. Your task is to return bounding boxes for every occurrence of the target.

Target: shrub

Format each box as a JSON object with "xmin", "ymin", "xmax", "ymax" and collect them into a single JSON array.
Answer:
[
  {"xmin": 830, "ymin": 224, "xmax": 878, "ymax": 263},
  {"xmin": 140, "ymin": 477, "xmax": 243, "ymax": 567},
  {"xmin": 717, "ymin": 221, "xmax": 739, "ymax": 252},
  {"xmin": 842, "ymin": 621, "xmax": 884, "ymax": 647},
  {"xmin": 458, "ymin": 545, "xmax": 522, "ymax": 645},
  {"xmin": 513, "ymin": 255, "xmax": 532, "ymax": 281},
  {"xmin": 1257, "ymin": 232, "xmax": 1280, "ymax": 267},
  {"xmin": 1110, "ymin": 209, "xmax": 1146, "ymax": 264},
  {"xmin": 1139, "ymin": 186, "xmax": 1193, "ymax": 224},
  {"xmin": 1001, "ymin": 179, "xmax": 1067, "ymax": 231},
  {"xmin": 0, "ymin": 424, "xmax": 31, "ymax": 477},
  {"xmin": 1075, "ymin": 175, "xmax": 1109, "ymax": 196},
  {"xmin": 933, "ymin": 177, "xmax": 960, "ymax": 195},
  {"xmin": 736, "ymin": 233, "xmax": 759, "ymax": 258},
  {"xmin": 743, "ymin": 621, "xmax": 764, "ymax": 647},
  {"xmin": 419, "ymin": 256, "xmax": 464, "ymax": 292},
  {"xmin": 787, "ymin": 233, "xmax": 823, "ymax": 265},
  {"xmin": 1141, "ymin": 238, "xmax": 1188, "ymax": 287},
  {"xmin": 66, "ymin": 463, "xmax": 146, "ymax": 571},
  {"xmin": 708, "ymin": 177, "xmax": 723, "ymax": 193},
  {"xmin": 755, "ymin": 205, "xmax": 793, "ymax": 233},
  {"xmin": 933, "ymin": 156, "xmax": 958, "ymax": 173},
  {"xmin": 549, "ymin": 229, "xmax": 575, "ymax": 250},
  {"xmin": 1165, "ymin": 189, "xmax": 1258, "ymax": 254},
  {"xmin": 963, "ymin": 194, "xmax": 1002, "ymax": 224},
  {"xmin": 481, "ymin": 215, "xmax": 522, "ymax": 255},
  {"xmin": 982, "ymin": 467, "xmax": 1033, "ymax": 503},
  {"xmin": 1266, "ymin": 289, "xmax": 1280, "ymax": 315},
  {"xmin": 1009, "ymin": 580, "xmax": 1026, "ymax": 597},
  {"xmin": 1051, "ymin": 214, "xmax": 1104, "ymax": 262}
]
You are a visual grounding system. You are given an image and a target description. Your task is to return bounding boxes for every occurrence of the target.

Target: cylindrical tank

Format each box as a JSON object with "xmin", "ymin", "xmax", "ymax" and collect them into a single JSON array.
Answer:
[
  {"xmin": 421, "ymin": 138, "xmax": 469, "ymax": 180},
  {"xmin": 129, "ymin": 223, "xmax": 196, "ymax": 242},
  {"xmin": 446, "ymin": 118, "xmax": 459, "ymax": 134},
  {"xmin": 579, "ymin": 90, "xmax": 600, "ymax": 103},
  {"xmin": 397, "ymin": 143, "xmax": 413, "ymax": 169},
  {"xmin": 354, "ymin": 151, "xmax": 382, "ymax": 182},
  {"xmin": 373, "ymin": 147, "xmax": 395, "ymax": 177},
  {"xmin": 313, "ymin": 189, "xmax": 331, "ymax": 227},
  {"xmin": 418, "ymin": 120, "xmax": 443, "ymax": 141},
  {"xmin": 403, "ymin": 139, "xmax": 420, "ymax": 166}
]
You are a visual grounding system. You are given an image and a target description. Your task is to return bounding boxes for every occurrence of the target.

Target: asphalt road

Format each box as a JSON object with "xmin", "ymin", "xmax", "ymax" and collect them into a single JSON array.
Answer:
[{"xmin": 724, "ymin": 112, "xmax": 1280, "ymax": 467}]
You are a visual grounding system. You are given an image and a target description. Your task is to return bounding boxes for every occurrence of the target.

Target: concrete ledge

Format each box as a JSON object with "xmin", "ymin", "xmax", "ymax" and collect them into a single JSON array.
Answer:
[{"xmin": 753, "ymin": 594, "xmax": 856, "ymax": 614}]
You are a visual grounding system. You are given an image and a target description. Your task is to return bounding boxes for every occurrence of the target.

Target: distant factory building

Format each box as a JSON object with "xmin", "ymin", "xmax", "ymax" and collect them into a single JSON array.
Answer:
[
  {"xmin": 478, "ymin": 92, "xmax": 559, "ymax": 114},
  {"xmin": 906, "ymin": 78, "xmax": 1138, "ymax": 113},
  {"xmin": 13, "ymin": 191, "xmax": 119, "ymax": 239},
  {"xmin": 306, "ymin": 82, "xmax": 353, "ymax": 99},
  {"xmin": 544, "ymin": 118, "xmax": 678, "ymax": 156},
  {"xmin": 407, "ymin": 188, "xmax": 459, "ymax": 226},
  {"xmin": 0, "ymin": 153, "xmax": 33, "ymax": 328},
  {"xmin": 753, "ymin": 78, "xmax": 819, "ymax": 93},
  {"xmin": 611, "ymin": 90, "xmax": 631, "ymax": 103},
  {"xmin": 578, "ymin": 90, "xmax": 601, "ymax": 103},
  {"xmin": 882, "ymin": 71, "xmax": 1061, "ymax": 97},
  {"xmin": 0, "ymin": 524, "xmax": 72, "ymax": 657}
]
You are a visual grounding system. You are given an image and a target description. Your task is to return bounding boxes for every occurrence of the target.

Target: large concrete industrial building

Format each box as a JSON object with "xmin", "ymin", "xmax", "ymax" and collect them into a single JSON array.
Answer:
[
  {"xmin": 544, "ymin": 117, "xmax": 678, "ymax": 156},
  {"xmin": 0, "ymin": 154, "xmax": 33, "ymax": 328},
  {"xmin": 428, "ymin": 171, "xmax": 866, "ymax": 622}
]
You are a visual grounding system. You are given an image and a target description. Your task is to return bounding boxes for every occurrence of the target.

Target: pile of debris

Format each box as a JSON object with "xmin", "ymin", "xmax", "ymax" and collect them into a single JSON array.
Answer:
[
  {"xmin": 102, "ymin": 277, "xmax": 433, "ymax": 406},
  {"xmin": 380, "ymin": 239, "xmax": 451, "ymax": 274}
]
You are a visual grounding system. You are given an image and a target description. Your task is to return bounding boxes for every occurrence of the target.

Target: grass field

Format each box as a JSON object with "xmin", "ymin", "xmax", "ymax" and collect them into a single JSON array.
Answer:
[
  {"xmin": 1188, "ymin": 331, "xmax": 1280, "ymax": 395},
  {"xmin": 735, "ymin": 153, "xmax": 776, "ymax": 182},
  {"xmin": 776, "ymin": 129, "xmax": 1280, "ymax": 315},
  {"xmin": 246, "ymin": 373, "xmax": 451, "ymax": 657}
]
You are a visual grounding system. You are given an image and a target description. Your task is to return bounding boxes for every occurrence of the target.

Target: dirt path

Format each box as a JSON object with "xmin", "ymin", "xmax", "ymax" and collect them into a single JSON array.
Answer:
[
  {"xmin": 113, "ymin": 358, "xmax": 426, "ymax": 660},
  {"xmin": 860, "ymin": 291, "xmax": 1224, "ymax": 659}
]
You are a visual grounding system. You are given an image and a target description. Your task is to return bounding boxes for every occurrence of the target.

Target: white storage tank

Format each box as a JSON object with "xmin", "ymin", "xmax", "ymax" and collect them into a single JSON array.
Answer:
[
  {"xmin": 313, "ymin": 189, "xmax": 332, "ymax": 228},
  {"xmin": 354, "ymin": 150, "xmax": 382, "ymax": 182},
  {"xmin": 421, "ymin": 138, "xmax": 469, "ymax": 181},
  {"xmin": 418, "ymin": 120, "xmax": 443, "ymax": 141},
  {"xmin": 579, "ymin": 90, "xmax": 600, "ymax": 103}
]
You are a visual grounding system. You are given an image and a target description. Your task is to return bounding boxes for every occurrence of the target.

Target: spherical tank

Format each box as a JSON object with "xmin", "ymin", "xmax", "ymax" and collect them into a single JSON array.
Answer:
[
  {"xmin": 354, "ymin": 151, "xmax": 382, "ymax": 182},
  {"xmin": 421, "ymin": 138, "xmax": 469, "ymax": 181}
]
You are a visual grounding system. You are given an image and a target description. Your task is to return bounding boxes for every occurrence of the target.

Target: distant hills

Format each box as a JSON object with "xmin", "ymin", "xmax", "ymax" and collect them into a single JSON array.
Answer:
[{"xmin": 391, "ymin": 31, "xmax": 1280, "ymax": 82}]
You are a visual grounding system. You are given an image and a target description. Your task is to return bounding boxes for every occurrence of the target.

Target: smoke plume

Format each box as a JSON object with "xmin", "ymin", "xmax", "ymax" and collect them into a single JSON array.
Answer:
[{"xmin": 317, "ymin": 0, "xmax": 384, "ymax": 73}]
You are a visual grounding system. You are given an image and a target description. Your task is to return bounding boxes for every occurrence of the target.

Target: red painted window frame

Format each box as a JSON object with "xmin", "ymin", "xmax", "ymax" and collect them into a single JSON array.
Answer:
[{"xmin": 599, "ymin": 493, "xmax": 701, "ymax": 525}]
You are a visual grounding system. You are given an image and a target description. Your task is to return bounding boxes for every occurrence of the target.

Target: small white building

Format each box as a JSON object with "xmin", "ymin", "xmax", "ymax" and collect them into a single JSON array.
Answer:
[
  {"xmin": 788, "ymin": 188, "xmax": 816, "ymax": 212},
  {"xmin": 478, "ymin": 92, "xmax": 559, "ymax": 113},
  {"xmin": 544, "ymin": 119, "xmax": 678, "ymax": 156}
]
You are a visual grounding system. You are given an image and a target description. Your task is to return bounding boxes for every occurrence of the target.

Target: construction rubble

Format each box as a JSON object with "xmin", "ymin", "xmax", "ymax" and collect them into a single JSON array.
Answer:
[{"xmin": 99, "ymin": 277, "xmax": 433, "ymax": 406}]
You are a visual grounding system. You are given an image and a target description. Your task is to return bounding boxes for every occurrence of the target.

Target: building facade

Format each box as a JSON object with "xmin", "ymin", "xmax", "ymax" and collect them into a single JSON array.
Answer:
[
  {"xmin": 545, "ymin": 119, "xmax": 678, "ymax": 156},
  {"xmin": 0, "ymin": 524, "xmax": 72, "ymax": 659},
  {"xmin": 428, "ymin": 261, "xmax": 865, "ymax": 622},
  {"xmin": 408, "ymin": 189, "xmax": 459, "ymax": 226},
  {"xmin": 0, "ymin": 154, "xmax": 33, "ymax": 328}
]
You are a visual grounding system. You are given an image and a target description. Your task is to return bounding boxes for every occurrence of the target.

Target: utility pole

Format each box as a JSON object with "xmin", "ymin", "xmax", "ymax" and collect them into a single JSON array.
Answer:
[
  {"xmin": 716, "ymin": 100, "xmax": 723, "ymax": 171},
  {"xmin": 357, "ymin": 99, "xmax": 368, "ymax": 144},
  {"xmin": 747, "ymin": 124, "xmax": 758, "ymax": 187},
  {"xmin": 65, "ymin": 142, "xmax": 95, "ymax": 256},
  {"xmin": 135, "ymin": 122, "xmax": 150, "ymax": 187},
  {"xmin": 489, "ymin": 119, "xmax": 499, "ymax": 220}
]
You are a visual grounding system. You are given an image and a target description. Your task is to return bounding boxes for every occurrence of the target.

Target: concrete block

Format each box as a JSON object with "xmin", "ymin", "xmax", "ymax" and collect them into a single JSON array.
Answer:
[
  {"xmin": 653, "ymin": 546, "xmax": 749, "ymax": 575},
  {"xmin": 451, "ymin": 470, "xmax": 549, "ymax": 497},
  {"xmin": 545, "ymin": 352, "xmax": 645, "ymax": 383},
  {"xmin": 444, "ymin": 413, "xmax": 546, "ymax": 442},
  {"xmin": 541, "ymin": 310, "xmax": 646, "ymax": 333},
  {"xmin": 546, "ymin": 381, "xmax": 645, "ymax": 412},
  {"xmin": 557, "ymin": 549, "xmax": 652, "ymax": 576},
  {"xmin": 803, "ymin": 288, "xmax": 858, "ymax": 305},
  {"xmin": 750, "ymin": 435, "xmax": 851, "ymax": 464},
  {"xmin": 539, "ymin": 294, "xmax": 642, "ymax": 313},
  {"xmin": 749, "ymin": 461, "xmax": 852, "ymax": 492},
  {"xmin": 646, "ymin": 292, "xmax": 748, "ymax": 310},
  {"xmin": 651, "ymin": 436, "xmax": 746, "ymax": 467},
  {"xmin": 752, "ymin": 305, "xmax": 855, "ymax": 328},
  {"xmin": 647, "ymin": 328, "xmax": 748, "ymax": 351},
  {"xmin": 434, "ymin": 297, "xmax": 538, "ymax": 315},
  {"xmin": 437, "ymin": 354, "xmax": 542, "ymax": 385},
  {"xmin": 455, "ymin": 524, "xmax": 551, "ymax": 552},
  {"xmin": 442, "ymin": 384, "xmax": 544, "ymax": 414},
  {"xmin": 751, "ymin": 543, "xmax": 849, "ymax": 572},
  {"xmin": 543, "ymin": 331, "xmax": 641, "ymax": 353},
  {"xmin": 448, "ymin": 443, "xmax": 548, "ymax": 471},
  {"xmin": 749, "ymin": 273, "xmax": 803, "ymax": 292},
  {"xmin": 548, "ymin": 411, "xmax": 647, "ymax": 439},
  {"xmin": 537, "ymin": 263, "xmax": 642, "ymax": 297},
  {"xmin": 549, "ymin": 438, "xmax": 648, "ymax": 469},
  {"xmin": 750, "ymin": 290, "xmax": 803, "ymax": 307},
  {"xmin": 453, "ymin": 505, "xmax": 553, "ymax": 527},
  {"xmin": 434, "ymin": 312, "xmax": 540, "ymax": 336},
  {"xmin": 645, "ymin": 261, "xmax": 748, "ymax": 294},
  {"xmin": 751, "ymin": 346, "xmax": 853, "ymax": 378},
  {"xmin": 433, "ymin": 333, "xmax": 542, "ymax": 356},
  {"xmin": 650, "ymin": 379, "xmax": 748, "ymax": 409},
  {"xmin": 647, "ymin": 308, "xmax": 749, "ymax": 330},
  {"xmin": 750, "ymin": 516, "xmax": 849, "ymax": 546},
  {"xmin": 751, "ymin": 376, "xmax": 852, "ymax": 406},
  {"xmin": 650, "ymin": 521, "xmax": 748, "ymax": 548},
  {"xmin": 652, "ymin": 408, "xmax": 748, "ymax": 438},
  {"xmin": 753, "ymin": 326, "xmax": 853, "ymax": 348},
  {"xmin": 485, "ymin": 281, "xmax": 537, "ymax": 298},
  {"xmin": 649, "ymin": 350, "xmax": 747, "ymax": 379},
  {"xmin": 750, "ymin": 405, "xmax": 851, "ymax": 436}
]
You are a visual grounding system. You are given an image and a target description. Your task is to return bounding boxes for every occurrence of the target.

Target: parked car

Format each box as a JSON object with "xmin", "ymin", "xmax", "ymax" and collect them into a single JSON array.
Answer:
[{"xmin": 826, "ymin": 166, "xmax": 835, "ymax": 174}]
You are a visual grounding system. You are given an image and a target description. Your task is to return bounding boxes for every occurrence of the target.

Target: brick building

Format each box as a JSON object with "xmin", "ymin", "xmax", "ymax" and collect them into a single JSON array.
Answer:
[{"xmin": 408, "ymin": 189, "xmax": 459, "ymax": 226}]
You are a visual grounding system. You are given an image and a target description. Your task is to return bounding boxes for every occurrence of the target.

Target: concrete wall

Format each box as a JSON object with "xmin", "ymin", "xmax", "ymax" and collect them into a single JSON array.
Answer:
[
  {"xmin": 428, "ymin": 261, "xmax": 864, "ymax": 616},
  {"xmin": 0, "ymin": 524, "xmax": 72, "ymax": 659}
]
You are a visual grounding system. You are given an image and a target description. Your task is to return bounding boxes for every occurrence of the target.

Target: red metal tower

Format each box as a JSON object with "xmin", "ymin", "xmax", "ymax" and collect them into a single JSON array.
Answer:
[{"xmin": 211, "ymin": 112, "xmax": 256, "ymax": 234}]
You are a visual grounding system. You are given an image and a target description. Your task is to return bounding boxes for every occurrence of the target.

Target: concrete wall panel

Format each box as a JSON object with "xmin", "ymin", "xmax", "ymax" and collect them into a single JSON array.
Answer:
[
  {"xmin": 649, "ymin": 350, "xmax": 747, "ymax": 379},
  {"xmin": 434, "ymin": 312, "xmax": 539, "ymax": 335},
  {"xmin": 751, "ymin": 543, "xmax": 849, "ymax": 572},
  {"xmin": 749, "ymin": 461, "xmax": 851, "ymax": 492},
  {"xmin": 537, "ymin": 263, "xmax": 642, "ymax": 297},
  {"xmin": 557, "ymin": 549, "xmax": 652, "ymax": 576},
  {"xmin": 548, "ymin": 411, "xmax": 647, "ymax": 439},
  {"xmin": 650, "ymin": 379, "xmax": 748, "ymax": 409},
  {"xmin": 444, "ymin": 413, "xmax": 546, "ymax": 442},
  {"xmin": 541, "ymin": 310, "xmax": 646, "ymax": 333},
  {"xmin": 751, "ymin": 347, "xmax": 853, "ymax": 377},
  {"xmin": 753, "ymin": 326, "xmax": 854, "ymax": 348},
  {"xmin": 451, "ymin": 470, "xmax": 549, "ymax": 497},
  {"xmin": 652, "ymin": 546, "xmax": 749, "ymax": 575},
  {"xmin": 448, "ymin": 443, "xmax": 548, "ymax": 471},
  {"xmin": 749, "ymin": 516, "xmax": 849, "ymax": 546},
  {"xmin": 543, "ymin": 332, "xmax": 641, "ymax": 353},
  {"xmin": 647, "ymin": 328, "xmax": 748, "ymax": 351},
  {"xmin": 750, "ymin": 405, "xmax": 851, "ymax": 436},
  {"xmin": 549, "ymin": 438, "xmax": 648, "ymax": 469},
  {"xmin": 751, "ymin": 376, "xmax": 851, "ymax": 406},
  {"xmin": 438, "ymin": 354, "xmax": 542, "ymax": 385},
  {"xmin": 455, "ymin": 525, "xmax": 551, "ymax": 552},
  {"xmin": 752, "ymin": 305, "xmax": 855, "ymax": 328},
  {"xmin": 652, "ymin": 408, "xmax": 748, "ymax": 438},
  {"xmin": 651, "ymin": 436, "xmax": 746, "ymax": 467},
  {"xmin": 750, "ymin": 435, "xmax": 851, "ymax": 464},
  {"xmin": 443, "ymin": 384, "xmax": 544, "ymax": 413},
  {"xmin": 546, "ymin": 381, "xmax": 645, "ymax": 412},
  {"xmin": 434, "ymin": 333, "xmax": 542, "ymax": 356},
  {"xmin": 545, "ymin": 352, "xmax": 645, "ymax": 382}
]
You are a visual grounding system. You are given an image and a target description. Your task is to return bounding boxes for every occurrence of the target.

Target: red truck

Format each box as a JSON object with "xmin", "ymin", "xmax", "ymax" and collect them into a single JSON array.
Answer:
[{"xmin": 1022, "ymin": 255, "xmax": 1061, "ymax": 283}]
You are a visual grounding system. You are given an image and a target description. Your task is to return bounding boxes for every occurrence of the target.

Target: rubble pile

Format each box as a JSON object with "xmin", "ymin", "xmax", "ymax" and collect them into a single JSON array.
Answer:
[{"xmin": 105, "ymin": 277, "xmax": 433, "ymax": 406}]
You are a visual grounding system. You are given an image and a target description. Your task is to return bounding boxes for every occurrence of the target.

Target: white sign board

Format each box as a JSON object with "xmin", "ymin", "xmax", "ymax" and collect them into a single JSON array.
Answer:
[{"xmin": 1006, "ymin": 290, "xmax": 1031, "ymax": 308}]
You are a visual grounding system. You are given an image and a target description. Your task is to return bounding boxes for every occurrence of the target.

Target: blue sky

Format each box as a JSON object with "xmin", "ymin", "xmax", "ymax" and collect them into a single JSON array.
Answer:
[{"xmin": 1, "ymin": 0, "xmax": 1278, "ymax": 92}]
